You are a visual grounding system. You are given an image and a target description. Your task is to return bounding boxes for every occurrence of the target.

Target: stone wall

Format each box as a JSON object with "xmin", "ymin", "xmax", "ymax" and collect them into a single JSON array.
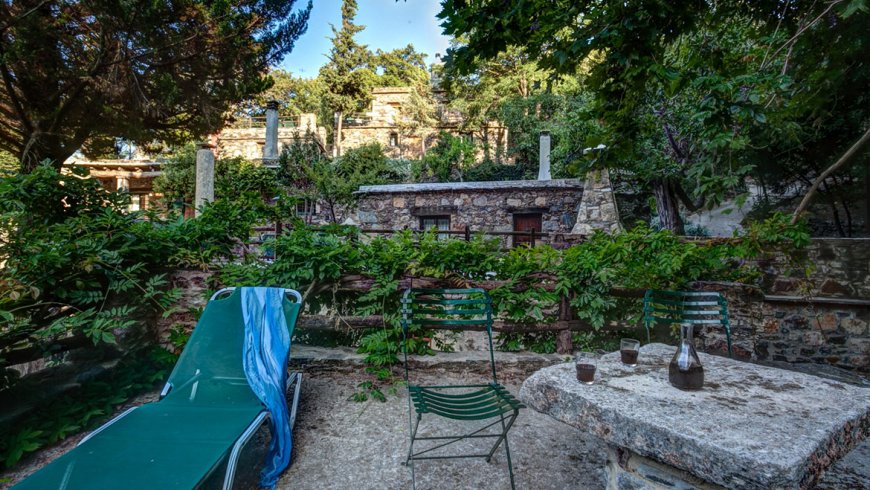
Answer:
[
  {"xmin": 216, "ymin": 120, "xmax": 328, "ymax": 160},
  {"xmin": 353, "ymin": 179, "xmax": 585, "ymax": 246},
  {"xmin": 755, "ymin": 238, "xmax": 870, "ymax": 298},
  {"xmin": 340, "ymin": 86, "xmax": 508, "ymax": 161},
  {"xmin": 342, "ymin": 124, "xmax": 507, "ymax": 161},
  {"xmin": 691, "ymin": 281, "xmax": 869, "ymax": 372}
]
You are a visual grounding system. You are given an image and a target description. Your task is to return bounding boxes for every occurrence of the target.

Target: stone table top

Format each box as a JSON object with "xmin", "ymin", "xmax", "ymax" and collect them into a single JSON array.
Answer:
[{"xmin": 519, "ymin": 343, "xmax": 870, "ymax": 489}]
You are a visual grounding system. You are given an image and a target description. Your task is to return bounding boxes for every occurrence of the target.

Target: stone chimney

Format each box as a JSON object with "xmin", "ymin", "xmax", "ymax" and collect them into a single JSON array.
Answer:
[
  {"xmin": 263, "ymin": 100, "xmax": 279, "ymax": 162},
  {"xmin": 571, "ymin": 168, "xmax": 623, "ymax": 234},
  {"xmin": 538, "ymin": 131, "xmax": 551, "ymax": 180},
  {"xmin": 194, "ymin": 142, "xmax": 215, "ymax": 217}
]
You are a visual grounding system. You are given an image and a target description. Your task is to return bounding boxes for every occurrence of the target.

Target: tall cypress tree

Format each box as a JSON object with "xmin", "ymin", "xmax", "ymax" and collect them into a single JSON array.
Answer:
[{"xmin": 319, "ymin": 0, "xmax": 374, "ymax": 156}]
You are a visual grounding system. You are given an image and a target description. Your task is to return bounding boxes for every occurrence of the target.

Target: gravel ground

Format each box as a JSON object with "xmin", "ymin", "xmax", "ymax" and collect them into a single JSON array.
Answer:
[{"xmin": 2, "ymin": 360, "xmax": 868, "ymax": 490}]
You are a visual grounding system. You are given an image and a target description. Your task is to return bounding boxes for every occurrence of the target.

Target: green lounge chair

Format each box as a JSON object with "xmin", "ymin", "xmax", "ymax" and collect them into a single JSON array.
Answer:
[
  {"xmin": 401, "ymin": 288, "xmax": 524, "ymax": 490},
  {"xmin": 13, "ymin": 287, "xmax": 303, "ymax": 490},
  {"xmin": 643, "ymin": 289, "xmax": 733, "ymax": 357}
]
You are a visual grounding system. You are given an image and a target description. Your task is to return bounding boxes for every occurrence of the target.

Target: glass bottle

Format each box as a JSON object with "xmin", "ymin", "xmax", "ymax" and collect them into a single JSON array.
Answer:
[{"xmin": 668, "ymin": 324, "xmax": 704, "ymax": 390}]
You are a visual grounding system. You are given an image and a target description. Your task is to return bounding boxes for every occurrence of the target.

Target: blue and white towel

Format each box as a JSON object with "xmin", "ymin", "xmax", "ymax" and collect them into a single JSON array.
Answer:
[{"xmin": 241, "ymin": 287, "xmax": 293, "ymax": 489}]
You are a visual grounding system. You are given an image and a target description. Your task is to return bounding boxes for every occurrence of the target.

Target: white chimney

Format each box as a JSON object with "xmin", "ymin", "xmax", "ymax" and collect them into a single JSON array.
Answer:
[{"xmin": 538, "ymin": 131, "xmax": 551, "ymax": 180}]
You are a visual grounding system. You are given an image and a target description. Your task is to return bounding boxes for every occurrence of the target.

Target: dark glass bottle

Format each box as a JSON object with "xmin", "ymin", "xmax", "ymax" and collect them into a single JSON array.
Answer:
[{"xmin": 669, "ymin": 324, "xmax": 704, "ymax": 390}]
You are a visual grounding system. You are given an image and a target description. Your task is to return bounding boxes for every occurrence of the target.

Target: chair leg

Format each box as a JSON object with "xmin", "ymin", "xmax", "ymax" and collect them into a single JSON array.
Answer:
[
  {"xmin": 405, "ymin": 414, "xmax": 421, "ymax": 465},
  {"xmin": 405, "ymin": 410, "xmax": 420, "ymax": 490},
  {"xmin": 485, "ymin": 410, "xmax": 519, "ymax": 490},
  {"xmin": 725, "ymin": 325, "xmax": 733, "ymax": 358},
  {"xmin": 502, "ymin": 427, "xmax": 517, "ymax": 490}
]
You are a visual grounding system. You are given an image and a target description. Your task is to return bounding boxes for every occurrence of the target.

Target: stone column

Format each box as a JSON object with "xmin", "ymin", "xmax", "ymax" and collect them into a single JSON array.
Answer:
[
  {"xmin": 537, "ymin": 131, "xmax": 551, "ymax": 180},
  {"xmin": 116, "ymin": 175, "xmax": 129, "ymax": 192},
  {"xmin": 194, "ymin": 142, "xmax": 215, "ymax": 217},
  {"xmin": 298, "ymin": 113, "xmax": 316, "ymax": 133},
  {"xmin": 571, "ymin": 168, "xmax": 623, "ymax": 234},
  {"xmin": 263, "ymin": 100, "xmax": 280, "ymax": 162}
]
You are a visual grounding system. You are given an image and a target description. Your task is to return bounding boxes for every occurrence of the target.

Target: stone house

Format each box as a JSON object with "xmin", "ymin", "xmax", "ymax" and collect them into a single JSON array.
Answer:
[
  {"xmin": 215, "ymin": 112, "xmax": 328, "ymax": 160},
  {"xmin": 351, "ymin": 179, "xmax": 586, "ymax": 247},
  {"xmin": 66, "ymin": 159, "xmax": 162, "ymax": 212},
  {"xmin": 341, "ymin": 87, "xmax": 508, "ymax": 161}
]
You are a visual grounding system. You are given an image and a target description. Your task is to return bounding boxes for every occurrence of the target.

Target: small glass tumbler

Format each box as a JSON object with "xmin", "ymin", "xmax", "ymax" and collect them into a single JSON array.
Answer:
[
  {"xmin": 576, "ymin": 362, "xmax": 596, "ymax": 385},
  {"xmin": 620, "ymin": 338, "xmax": 640, "ymax": 367}
]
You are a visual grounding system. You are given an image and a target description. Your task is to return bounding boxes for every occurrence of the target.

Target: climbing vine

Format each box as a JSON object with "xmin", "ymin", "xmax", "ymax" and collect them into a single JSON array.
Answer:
[{"xmin": 212, "ymin": 214, "xmax": 809, "ymax": 398}]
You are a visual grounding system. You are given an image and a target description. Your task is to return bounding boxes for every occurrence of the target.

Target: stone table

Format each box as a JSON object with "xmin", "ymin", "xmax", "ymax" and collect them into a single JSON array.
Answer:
[{"xmin": 519, "ymin": 344, "xmax": 870, "ymax": 490}]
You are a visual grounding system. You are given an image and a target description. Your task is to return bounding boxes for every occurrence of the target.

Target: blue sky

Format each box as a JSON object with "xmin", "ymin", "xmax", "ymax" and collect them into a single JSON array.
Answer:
[{"xmin": 278, "ymin": 0, "xmax": 450, "ymax": 77}]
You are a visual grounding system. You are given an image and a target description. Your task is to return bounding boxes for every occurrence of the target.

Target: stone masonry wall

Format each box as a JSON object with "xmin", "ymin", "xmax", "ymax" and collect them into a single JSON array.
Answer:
[
  {"xmin": 341, "ymin": 86, "xmax": 508, "ymax": 161},
  {"xmin": 691, "ymin": 279, "xmax": 869, "ymax": 373},
  {"xmin": 342, "ymin": 124, "xmax": 507, "ymax": 161},
  {"xmin": 755, "ymin": 238, "xmax": 870, "ymax": 298},
  {"xmin": 216, "ymin": 125, "xmax": 327, "ymax": 161},
  {"xmin": 354, "ymin": 180, "xmax": 584, "ymax": 246},
  {"xmin": 572, "ymin": 168, "xmax": 623, "ymax": 235},
  {"xmin": 162, "ymin": 243, "xmax": 867, "ymax": 371}
]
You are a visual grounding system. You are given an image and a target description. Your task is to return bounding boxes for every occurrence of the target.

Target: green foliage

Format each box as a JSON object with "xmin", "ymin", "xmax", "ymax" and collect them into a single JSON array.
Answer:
[
  {"xmin": 320, "ymin": 0, "xmax": 377, "ymax": 149},
  {"xmin": 439, "ymin": 1, "xmax": 869, "ymax": 235},
  {"xmin": 0, "ymin": 165, "xmax": 260, "ymax": 385},
  {"xmin": 212, "ymin": 217, "xmax": 809, "ymax": 397},
  {"xmin": 233, "ymin": 69, "xmax": 329, "ymax": 120},
  {"xmin": 153, "ymin": 144, "xmax": 279, "ymax": 209},
  {"xmin": 280, "ymin": 142, "xmax": 398, "ymax": 223},
  {"xmin": 413, "ymin": 131, "xmax": 476, "ymax": 182},
  {"xmin": 0, "ymin": 348, "xmax": 174, "ymax": 468},
  {"xmin": 2, "ymin": 0, "xmax": 312, "ymax": 170},
  {"xmin": 373, "ymin": 45, "xmax": 430, "ymax": 87},
  {"xmin": 463, "ymin": 159, "xmax": 527, "ymax": 182}
]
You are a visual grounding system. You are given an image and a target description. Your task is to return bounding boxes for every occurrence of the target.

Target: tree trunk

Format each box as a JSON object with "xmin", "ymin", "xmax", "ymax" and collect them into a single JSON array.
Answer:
[
  {"xmin": 18, "ymin": 131, "xmax": 77, "ymax": 173},
  {"xmin": 865, "ymin": 161, "xmax": 870, "ymax": 236},
  {"xmin": 652, "ymin": 178, "xmax": 685, "ymax": 234},
  {"xmin": 792, "ymin": 127, "xmax": 870, "ymax": 224},
  {"xmin": 334, "ymin": 111, "xmax": 343, "ymax": 157}
]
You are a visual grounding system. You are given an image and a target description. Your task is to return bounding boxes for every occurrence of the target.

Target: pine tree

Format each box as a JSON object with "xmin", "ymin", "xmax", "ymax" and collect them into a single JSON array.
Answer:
[{"xmin": 0, "ymin": 0, "xmax": 312, "ymax": 171}]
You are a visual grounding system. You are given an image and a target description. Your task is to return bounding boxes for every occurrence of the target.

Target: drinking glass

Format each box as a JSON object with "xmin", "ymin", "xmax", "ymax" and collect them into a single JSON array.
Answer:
[
  {"xmin": 620, "ymin": 338, "xmax": 640, "ymax": 367},
  {"xmin": 576, "ymin": 361, "xmax": 596, "ymax": 385}
]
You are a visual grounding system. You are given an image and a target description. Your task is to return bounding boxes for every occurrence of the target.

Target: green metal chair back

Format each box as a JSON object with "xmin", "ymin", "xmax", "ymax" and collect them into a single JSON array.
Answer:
[
  {"xmin": 399, "ymin": 288, "xmax": 523, "ymax": 490},
  {"xmin": 642, "ymin": 289, "xmax": 733, "ymax": 357},
  {"xmin": 401, "ymin": 288, "xmax": 497, "ymax": 382}
]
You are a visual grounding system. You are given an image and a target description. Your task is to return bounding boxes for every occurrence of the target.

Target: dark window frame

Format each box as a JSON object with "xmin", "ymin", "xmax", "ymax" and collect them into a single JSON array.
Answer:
[{"xmin": 419, "ymin": 214, "xmax": 451, "ymax": 239}]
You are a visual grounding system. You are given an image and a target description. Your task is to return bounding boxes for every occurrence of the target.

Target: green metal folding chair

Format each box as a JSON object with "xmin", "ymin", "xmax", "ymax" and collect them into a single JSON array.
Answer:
[
  {"xmin": 13, "ymin": 287, "xmax": 303, "ymax": 490},
  {"xmin": 643, "ymin": 289, "xmax": 733, "ymax": 357},
  {"xmin": 401, "ymin": 288, "xmax": 524, "ymax": 490}
]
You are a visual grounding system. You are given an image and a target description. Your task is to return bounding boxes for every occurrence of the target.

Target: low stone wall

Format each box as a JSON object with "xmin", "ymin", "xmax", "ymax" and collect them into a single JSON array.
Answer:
[
  {"xmin": 756, "ymin": 238, "xmax": 870, "ymax": 298},
  {"xmin": 162, "ymin": 246, "xmax": 869, "ymax": 373},
  {"xmin": 691, "ymin": 281, "xmax": 869, "ymax": 372},
  {"xmin": 758, "ymin": 299, "xmax": 869, "ymax": 370}
]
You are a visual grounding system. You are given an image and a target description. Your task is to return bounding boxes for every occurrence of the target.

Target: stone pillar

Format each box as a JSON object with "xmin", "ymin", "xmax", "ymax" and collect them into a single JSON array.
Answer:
[
  {"xmin": 298, "ymin": 113, "xmax": 316, "ymax": 133},
  {"xmin": 194, "ymin": 142, "xmax": 215, "ymax": 217},
  {"xmin": 538, "ymin": 131, "xmax": 551, "ymax": 181},
  {"xmin": 116, "ymin": 175, "xmax": 129, "ymax": 192},
  {"xmin": 571, "ymin": 168, "xmax": 623, "ymax": 234},
  {"xmin": 263, "ymin": 100, "xmax": 280, "ymax": 162}
]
